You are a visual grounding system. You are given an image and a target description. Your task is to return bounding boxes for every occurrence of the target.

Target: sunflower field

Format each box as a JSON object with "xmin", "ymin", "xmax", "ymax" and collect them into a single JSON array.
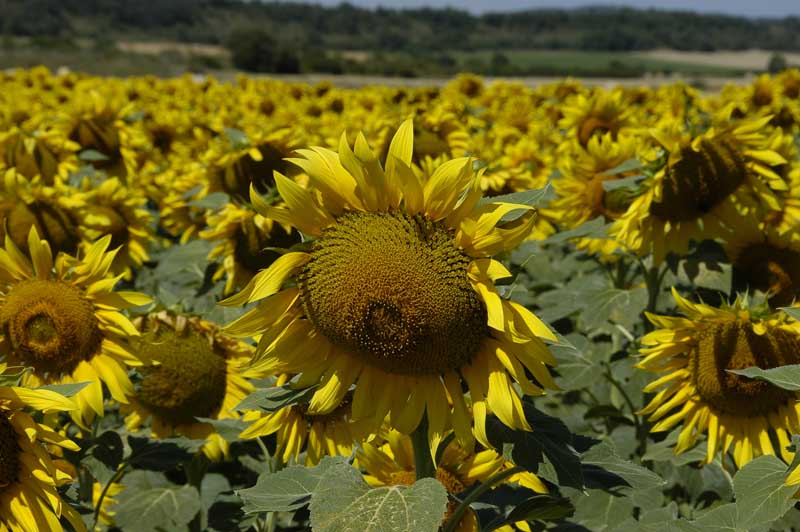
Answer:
[{"xmin": 2, "ymin": 65, "xmax": 800, "ymax": 532}]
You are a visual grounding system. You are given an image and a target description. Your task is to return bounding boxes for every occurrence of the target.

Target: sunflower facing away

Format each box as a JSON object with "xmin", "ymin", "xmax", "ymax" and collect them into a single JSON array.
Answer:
[
  {"xmin": 612, "ymin": 113, "xmax": 787, "ymax": 263},
  {"xmin": 123, "ymin": 311, "xmax": 260, "ymax": 461},
  {"xmin": 637, "ymin": 288, "xmax": 800, "ymax": 468},
  {"xmin": 223, "ymin": 120, "xmax": 558, "ymax": 452},
  {"xmin": 0, "ymin": 382, "xmax": 86, "ymax": 531},
  {"xmin": 0, "ymin": 227, "xmax": 150, "ymax": 427}
]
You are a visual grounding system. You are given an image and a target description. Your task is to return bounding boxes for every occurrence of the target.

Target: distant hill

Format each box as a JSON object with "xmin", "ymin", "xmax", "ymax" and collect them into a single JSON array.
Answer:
[{"xmin": 5, "ymin": 0, "xmax": 800, "ymax": 52}]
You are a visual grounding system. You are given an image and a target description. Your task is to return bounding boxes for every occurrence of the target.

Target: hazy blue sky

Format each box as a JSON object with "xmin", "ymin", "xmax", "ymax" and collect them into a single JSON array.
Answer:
[{"xmin": 273, "ymin": 0, "xmax": 800, "ymax": 18}]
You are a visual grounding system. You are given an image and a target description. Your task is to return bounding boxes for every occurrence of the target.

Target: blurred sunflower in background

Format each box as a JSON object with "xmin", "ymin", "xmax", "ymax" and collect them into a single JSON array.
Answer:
[
  {"xmin": 0, "ymin": 226, "xmax": 150, "ymax": 427},
  {"xmin": 75, "ymin": 177, "xmax": 154, "ymax": 280},
  {"xmin": 0, "ymin": 382, "xmax": 85, "ymax": 531},
  {"xmin": 200, "ymin": 204, "xmax": 300, "ymax": 295},
  {"xmin": 123, "ymin": 311, "xmax": 260, "ymax": 461},
  {"xmin": 223, "ymin": 120, "xmax": 558, "ymax": 452},
  {"xmin": 637, "ymin": 288, "xmax": 800, "ymax": 468},
  {"xmin": 0, "ymin": 126, "xmax": 79, "ymax": 185}
]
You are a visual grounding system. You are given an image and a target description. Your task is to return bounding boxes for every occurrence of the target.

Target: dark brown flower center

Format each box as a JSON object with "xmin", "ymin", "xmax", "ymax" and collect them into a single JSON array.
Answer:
[
  {"xmin": 300, "ymin": 212, "xmax": 487, "ymax": 375},
  {"xmin": 733, "ymin": 243, "xmax": 800, "ymax": 307},
  {"xmin": 0, "ymin": 280, "xmax": 102, "ymax": 376},
  {"xmin": 691, "ymin": 321, "xmax": 800, "ymax": 417},
  {"xmin": 650, "ymin": 136, "xmax": 748, "ymax": 222},
  {"xmin": 0, "ymin": 413, "xmax": 19, "ymax": 489}
]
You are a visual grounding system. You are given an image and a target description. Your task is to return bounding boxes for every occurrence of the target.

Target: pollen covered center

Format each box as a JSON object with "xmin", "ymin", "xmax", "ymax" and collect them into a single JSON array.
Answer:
[
  {"xmin": 0, "ymin": 413, "xmax": 19, "ymax": 489},
  {"xmin": 0, "ymin": 280, "xmax": 102, "ymax": 375},
  {"xmin": 300, "ymin": 211, "xmax": 488, "ymax": 375},
  {"xmin": 650, "ymin": 136, "xmax": 748, "ymax": 222},
  {"xmin": 691, "ymin": 322, "xmax": 800, "ymax": 417},
  {"xmin": 135, "ymin": 329, "xmax": 228, "ymax": 426}
]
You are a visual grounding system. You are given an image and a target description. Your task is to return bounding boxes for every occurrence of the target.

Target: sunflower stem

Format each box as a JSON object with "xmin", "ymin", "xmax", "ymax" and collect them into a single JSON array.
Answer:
[
  {"xmin": 186, "ymin": 454, "xmax": 210, "ymax": 532},
  {"xmin": 442, "ymin": 466, "xmax": 525, "ymax": 532},
  {"xmin": 412, "ymin": 413, "xmax": 435, "ymax": 480},
  {"xmin": 92, "ymin": 463, "xmax": 127, "ymax": 529}
]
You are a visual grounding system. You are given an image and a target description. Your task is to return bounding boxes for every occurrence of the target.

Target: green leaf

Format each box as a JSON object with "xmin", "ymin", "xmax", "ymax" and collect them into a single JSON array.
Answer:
[
  {"xmin": 694, "ymin": 503, "xmax": 741, "ymax": 532},
  {"xmin": 727, "ymin": 365, "xmax": 800, "ymax": 391},
  {"xmin": 571, "ymin": 490, "xmax": 635, "ymax": 531},
  {"xmin": 478, "ymin": 182, "xmax": 556, "ymax": 213},
  {"xmin": 224, "ymin": 127, "xmax": 250, "ymax": 148},
  {"xmin": 195, "ymin": 417, "xmax": 249, "ymax": 442},
  {"xmin": 81, "ymin": 431, "xmax": 124, "ymax": 485},
  {"xmin": 127, "ymin": 436, "xmax": 198, "ymax": 471},
  {"xmin": 600, "ymin": 158, "xmax": 642, "ymax": 176},
  {"xmin": 487, "ymin": 399, "xmax": 585, "ymax": 489},
  {"xmin": 582, "ymin": 440, "xmax": 664, "ymax": 491},
  {"xmin": 39, "ymin": 382, "xmax": 89, "ymax": 397},
  {"xmin": 189, "ymin": 192, "xmax": 231, "ymax": 210},
  {"xmin": 0, "ymin": 366, "xmax": 28, "ymax": 387},
  {"xmin": 601, "ymin": 174, "xmax": 645, "ymax": 192},
  {"xmin": 79, "ymin": 149, "xmax": 109, "ymax": 161},
  {"xmin": 733, "ymin": 454, "xmax": 795, "ymax": 528},
  {"xmin": 236, "ymin": 383, "xmax": 318, "ymax": 412},
  {"xmin": 580, "ymin": 287, "xmax": 648, "ymax": 330},
  {"xmin": 114, "ymin": 485, "xmax": 201, "ymax": 532},
  {"xmin": 781, "ymin": 307, "xmax": 800, "ymax": 321},
  {"xmin": 502, "ymin": 495, "xmax": 574, "ymax": 524},
  {"xmin": 239, "ymin": 456, "xmax": 348, "ymax": 513},
  {"xmin": 308, "ymin": 461, "xmax": 448, "ymax": 532},
  {"xmin": 542, "ymin": 217, "xmax": 610, "ymax": 246}
]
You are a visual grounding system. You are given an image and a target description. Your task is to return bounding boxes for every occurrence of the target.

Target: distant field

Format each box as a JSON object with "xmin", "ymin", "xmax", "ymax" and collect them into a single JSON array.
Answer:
[{"xmin": 450, "ymin": 49, "xmax": 754, "ymax": 77}]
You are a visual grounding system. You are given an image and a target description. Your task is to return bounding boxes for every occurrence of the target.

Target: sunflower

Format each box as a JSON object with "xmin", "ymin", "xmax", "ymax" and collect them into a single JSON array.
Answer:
[
  {"xmin": 240, "ymin": 374, "xmax": 374, "ymax": 465},
  {"xmin": 558, "ymin": 89, "xmax": 635, "ymax": 148},
  {"xmin": 637, "ymin": 288, "xmax": 800, "ymax": 468},
  {"xmin": 200, "ymin": 204, "xmax": 300, "ymax": 295},
  {"xmin": 549, "ymin": 133, "xmax": 649, "ymax": 259},
  {"xmin": 0, "ymin": 226, "xmax": 150, "ymax": 427},
  {"xmin": 222, "ymin": 120, "xmax": 558, "ymax": 453},
  {"xmin": 726, "ymin": 222, "xmax": 800, "ymax": 307},
  {"xmin": 0, "ymin": 125, "xmax": 80, "ymax": 185},
  {"xmin": 612, "ymin": 113, "xmax": 787, "ymax": 263},
  {"xmin": 0, "ymin": 169, "xmax": 83, "ymax": 257},
  {"xmin": 358, "ymin": 429, "xmax": 546, "ymax": 532},
  {"xmin": 74, "ymin": 177, "xmax": 154, "ymax": 281},
  {"xmin": 123, "ymin": 311, "xmax": 259, "ymax": 461},
  {"xmin": 0, "ymin": 382, "xmax": 87, "ymax": 531}
]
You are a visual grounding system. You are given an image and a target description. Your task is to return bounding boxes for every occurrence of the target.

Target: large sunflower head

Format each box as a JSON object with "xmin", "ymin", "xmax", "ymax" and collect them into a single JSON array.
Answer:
[
  {"xmin": 612, "ymin": 113, "xmax": 788, "ymax": 262},
  {"xmin": 0, "ymin": 226, "xmax": 150, "ymax": 427},
  {"xmin": 124, "ymin": 311, "xmax": 257, "ymax": 461},
  {"xmin": 222, "ymin": 120, "xmax": 558, "ymax": 453},
  {"xmin": 0, "ymin": 381, "xmax": 87, "ymax": 531},
  {"xmin": 638, "ymin": 288, "xmax": 800, "ymax": 468}
]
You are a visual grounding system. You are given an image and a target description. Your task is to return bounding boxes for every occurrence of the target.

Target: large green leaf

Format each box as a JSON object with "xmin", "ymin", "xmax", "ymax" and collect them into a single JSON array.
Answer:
[
  {"xmin": 239, "ymin": 456, "xmax": 348, "ymax": 513},
  {"xmin": 733, "ymin": 455, "xmax": 795, "ymax": 529},
  {"xmin": 308, "ymin": 461, "xmax": 448, "ymax": 532},
  {"xmin": 582, "ymin": 440, "xmax": 664, "ymax": 491},
  {"xmin": 727, "ymin": 365, "xmax": 800, "ymax": 391},
  {"xmin": 114, "ymin": 485, "xmax": 201, "ymax": 532}
]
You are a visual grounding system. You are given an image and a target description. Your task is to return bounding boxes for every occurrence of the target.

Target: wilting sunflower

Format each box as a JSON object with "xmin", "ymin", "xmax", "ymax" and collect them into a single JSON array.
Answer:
[
  {"xmin": 75, "ymin": 177, "xmax": 153, "ymax": 280},
  {"xmin": 123, "ymin": 311, "xmax": 259, "ymax": 461},
  {"xmin": 358, "ymin": 429, "xmax": 546, "ymax": 532},
  {"xmin": 200, "ymin": 204, "xmax": 300, "ymax": 295},
  {"xmin": 240, "ymin": 374, "xmax": 374, "ymax": 465},
  {"xmin": 637, "ymin": 288, "xmax": 800, "ymax": 468},
  {"xmin": 0, "ymin": 382, "xmax": 86, "ymax": 531},
  {"xmin": 0, "ymin": 227, "xmax": 150, "ymax": 427},
  {"xmin": 612, "ymin": 113, "xmax": 787, "ymax": 262},
  {"xmin": 223, "ymin": 120, "xmax": 558, "ymax": 452}
]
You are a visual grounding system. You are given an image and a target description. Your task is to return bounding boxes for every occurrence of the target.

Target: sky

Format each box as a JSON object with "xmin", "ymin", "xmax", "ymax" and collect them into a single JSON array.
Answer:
[{"xmin": 271, "ymin": 0, "xmax": 800, "ymax": 18}]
